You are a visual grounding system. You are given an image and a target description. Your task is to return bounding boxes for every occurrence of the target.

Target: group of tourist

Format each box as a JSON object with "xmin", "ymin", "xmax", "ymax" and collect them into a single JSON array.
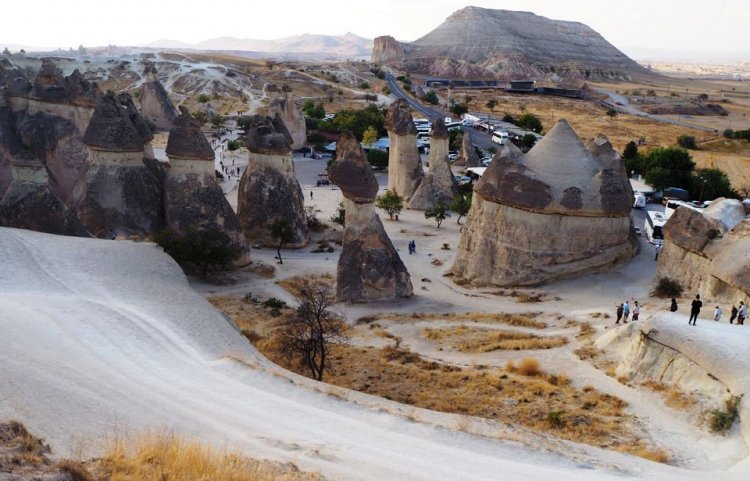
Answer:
[
  {"xmin": 407, "ymin": 240, "xmax": 417, "ymax": 255},
  {"xmin": 686, "ymin": 294, "xmax": 747, "ymax": 325},
  {"xmin": 614, "ymin": 300, "xmax": 640, "ymax": 324}
]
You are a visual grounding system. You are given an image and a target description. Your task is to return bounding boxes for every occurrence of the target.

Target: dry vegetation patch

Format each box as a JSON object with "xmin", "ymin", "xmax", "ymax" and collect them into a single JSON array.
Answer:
[
  {"xmin": 641, "ymin": 381, "xmax": 699, "ymax": 411},
  {"xmin": 99, "ymin": 431, "xmax": 324, "ymax": 481},
  {"xmin": 369, "ymin": 312, "xmax": 547, "ymax": 329},
  {"xmin": 277, "ymin": 273, "xmax": 335, "ymax": 299},
  {"xmin": 422, "ymin": 325, "xmax": 568, "ymax": 352}
]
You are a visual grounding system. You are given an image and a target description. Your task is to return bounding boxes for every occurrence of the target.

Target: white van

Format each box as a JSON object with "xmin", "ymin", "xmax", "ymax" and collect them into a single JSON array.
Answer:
[
  {"xmin": 491, "ymin": 131, "xmax": 509, "ymax": 145},
  {"xmin": 633, "ymin": 192, "xmax": 646, "ymax": 209}
]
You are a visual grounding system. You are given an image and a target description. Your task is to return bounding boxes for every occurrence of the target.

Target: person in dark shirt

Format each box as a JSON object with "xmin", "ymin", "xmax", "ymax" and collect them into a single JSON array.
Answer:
[
  {"xmin": 689, "ymin": 294, "xmax": 702, "ymax": 325},
  {"xmin": 670, "ymin": 298, "xmax": 678, "ymax": 312},
  {"xmin": 730, "ymin": 305, "xmax": 738, "ymax": 324}
]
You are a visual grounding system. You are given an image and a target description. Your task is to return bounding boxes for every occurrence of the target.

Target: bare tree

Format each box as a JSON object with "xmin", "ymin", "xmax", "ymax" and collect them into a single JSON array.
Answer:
[{"xmin": 279, "ymin": 280, "xmax": 349, "ymax": 381}]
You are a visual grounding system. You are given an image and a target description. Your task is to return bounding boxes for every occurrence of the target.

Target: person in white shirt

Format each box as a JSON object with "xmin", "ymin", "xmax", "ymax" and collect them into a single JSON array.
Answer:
[
  {"xmin": 738, "ymin": 302, "xmax": 747, "ymax": 325},
  {"xmin": 714, "ymin": 306, "xmax": 723, "ymax": 322}
]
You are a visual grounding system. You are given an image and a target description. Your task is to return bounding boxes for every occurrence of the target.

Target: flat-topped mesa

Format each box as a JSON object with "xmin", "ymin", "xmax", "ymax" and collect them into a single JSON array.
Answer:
[
  {"xmin": 139, "ymin": 63, "xmax": 178, "ymax": 131},
  {"xmin": 371, "ymin": 35, "xmax": 405, "ymax": 65},
  {"xmin": 386, "ymin": 99, "xmax": 423, "ymax": 200},
  {"xmin": 330, "ymin": 132, "xmax": 413, "ymax": 303},
  {"xmin": 408, "ymin": 118, "xmax": 456, "ymax": 210},
  {"xmin": 328, "ymin": 131, "xmax": 379, "ymax": 203},
  {"xmin": 450, "ymin": 119, "xmax": 636, "ymax": 287},
  {"xmin": 658, "ymin": 199, "xmax": 749, "ymax": 304},
  {"xmin": 268, "ymin": 93, "xmax": 306, "ymax": 150},
  {"xmin": 237, "ymin": 113, "xmax": 308, "ymax": 248},
  {"xmin": 83, "ymin": 91, "xmax": 147, "ymax": 165},
  {"xmin": 166, "ymin": 106, "xmax": 214, "ymax": 174}
]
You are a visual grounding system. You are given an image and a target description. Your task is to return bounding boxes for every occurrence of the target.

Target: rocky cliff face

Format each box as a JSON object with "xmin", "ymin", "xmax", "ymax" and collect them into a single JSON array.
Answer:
[
  {"xmin": 237, "ymin": 114, "xmax": 308, "ymax": 248},
  {"xmin": 372, "ymin": 6, "xmax": 648, "ymax": 81},
  {"xmin": 139, "ymin": 65, "xmax": 178, "ymax": 131},
  {"xmin": 658, "ymin": 199, "xmax": 749, "ymax": 304},
  {"xmin": 386, "ymin": 100, "xmax": 423, "ymax": 200},
  {"xmin": 408, "ymin": 118, "xmax": 456, "ymax": 210},
  {"xmin": 329, "ymin": 131, "xmax": 412, "ymax": 302},
  {"xmin": 450, "ymin": 121, "xmax": 636, "ymax": 287},
  {"xmin": 457, "ymin": 129, "xmax": 480, "ymax": 168},
  {"xmin": 268, "ymin": 93, "xmax": 306, "ymax": 150}
]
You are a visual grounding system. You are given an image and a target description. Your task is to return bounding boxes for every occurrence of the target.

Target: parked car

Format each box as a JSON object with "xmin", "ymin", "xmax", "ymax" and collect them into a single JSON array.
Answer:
[
  {"xmin": 448, "ymin": 153, "xmax": 459, "ymax": 161},
  {"xmin": 454, "ymin": 175, "xmax": 472, "ymax": 185}
]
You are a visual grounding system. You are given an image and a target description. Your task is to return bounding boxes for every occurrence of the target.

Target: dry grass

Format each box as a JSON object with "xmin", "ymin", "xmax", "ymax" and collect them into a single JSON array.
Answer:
[
  {"xmin": 577, "ymin": 322, "xmax": 596, "ymax": 340},
  {"xmin": 99, "ymin": 431, "xmax": 324, "ymax": 481},
  {"xmin": 0, "ymin": 420, "xmax": 50, "ymax": 466},
  {"xmin": 575, "ymin": 345, "xmax": 603, "ymax": 361},
  {"xmin": 507, "ymin": 358, "xmax": 542, "ymax": 376},
  {"xmin": 57, "ymin": 460, "xmax": 95, "ymax": 481},
  {"xmin": 206, "ymin": 296, "xmax": 293, "ymax": 340},
  {"xmin": 376, "ymin": 312, "xmax": 547, "ymax": 329},
  {"xmin": 422, "ymin": 326, "xmax": 568, "ymax": 352},
  {"xmin": 641, "ymin": 381, "xmax": 699, "ymax": 411},
  {"xmin": 614, "ymin": 443, "xmax": 672, "ymax": 464},
  {"xmin": 277, "ymin": 273, "xmax": 335, "ymax": 299}
]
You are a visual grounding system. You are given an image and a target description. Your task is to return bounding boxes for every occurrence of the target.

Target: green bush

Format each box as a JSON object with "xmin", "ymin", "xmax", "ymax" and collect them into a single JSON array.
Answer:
[
  {"xmin": 367, "ymin": 149, "xmax": 388, "ymax": 170},
  {"xmin": 546, "ymin": 410, "xmax": 565, "ymax": 428},
  {"xmin": 422, "ymin": 91, "xmax": 439, "ymax": 105},
  {"xmin": 154, "ymin": 226, "xmax": 242, "ymax": 278},
  {"xmin": 516, "ymin": 113, "xmax": 543, "ymax": 133},
  {"xmin": 654, "ymin": 277, "xmax": 683, "ymax": 298},
  {"xmin": 263, "ymin": 297, "xmax": 287, "ymax": 309},
  {"xmin": 710, "ymin": 396, "xmax": 740, "ymax": 434},
  {"xmin": 677, "ymin": 135, "xmax": 698, "ymax": 150}
]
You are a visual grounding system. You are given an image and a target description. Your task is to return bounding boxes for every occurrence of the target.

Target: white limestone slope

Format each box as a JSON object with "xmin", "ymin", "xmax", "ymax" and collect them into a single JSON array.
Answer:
[{"xmin": 0, "ymin": 226, "xmax": 748, "ymax": 481}]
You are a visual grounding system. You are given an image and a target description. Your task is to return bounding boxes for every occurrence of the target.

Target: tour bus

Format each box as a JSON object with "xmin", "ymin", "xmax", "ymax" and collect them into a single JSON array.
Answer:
[
  {"xmin": 664, "ymin": 199, "xmax": 701, "ymax": 220},
  {"xmin": 645, "ymin": 210, "xmax": 667, "ymax": 245},
  {"xmin": 491, "ymin": 131, "xmax": 509, "ymax": 145}
]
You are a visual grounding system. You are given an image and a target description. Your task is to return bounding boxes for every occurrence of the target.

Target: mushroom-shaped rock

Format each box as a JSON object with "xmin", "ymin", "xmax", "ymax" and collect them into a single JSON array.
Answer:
[
  {"xmin": 237, "ymin": 114, "xmax": 308, "ymax": 248},
  {"xmin": 166, "ymin": 107, "xmax": 214, "ymax": 161},
  {"xmin": 328, "ymin": 131, "xmax": 379, "ymax": 203},
  {"xmin": 385, "ymin": 99, "xmax": 418, "ymax": 135},
  {"xmin": 386, "ymin": 99, "xmax": 423, "ymax": 199},
  {"xmin": 31, "ymin": 59, "xmax": 68, "ymax": 102},
  {"xmin": 430, "ymin": 117, "xmax": 449, "ymax": 139},
  {"xmin": 139, "ymin": 64, "xmax": 177, "ymax": 131},
  {"xmin": 450, "ymin": 120, "xmax": 636, "ymax": 287},
  {"xmin": 268, "ymin": 95, "xmax": 306, "ymax": 150},
  {"xmin": 83, "ymin": 91, "xmax": 144, "ymax": 153}
]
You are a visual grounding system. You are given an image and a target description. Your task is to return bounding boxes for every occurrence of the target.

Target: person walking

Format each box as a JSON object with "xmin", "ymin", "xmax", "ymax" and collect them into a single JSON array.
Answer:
[
  {"xmin": 689, "ymin": 294, "xmax": 703, "ymax": 325},
  {"xmin": 615, "ymin": 303, "xmax": 624, "ymax": 324},
  {"xmin": 714, "ymin": 305, "xmax": 723, "ymax": 322},
  {"xmin": 310, "ymin": 191, "xmax": 314, "ymax": 199},
  {"xmin": 738, "ymin": 302, "xmax": 747, "ymax": 325},
  {"xmin": 622, "ymin": 301, "xmax": 631, "ymax": 323},
  {"xmin": 654, "ymin": 244, "xmax": 662, "ymax": 261},
  {"xmin": 730, "ymin": 305, "xmax": 738, "ymax": 324},
  {"xmin": 407, "ymin": 240, "xmax": 413, "ymax": 255},
  {"xmin": 632, "ymin": 301, "xmax": 640, "ymax": 321},
  {"xmin": 411, "ymin": 240, "xmax": 416, "ymax": 254},
  {"xmin": 670, "ymin": 298, "xmax": 678, "ymax": 312}
]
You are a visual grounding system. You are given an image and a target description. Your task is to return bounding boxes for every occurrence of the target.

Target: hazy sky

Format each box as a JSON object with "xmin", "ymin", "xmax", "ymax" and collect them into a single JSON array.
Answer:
[{"xmin": 2, "ymin": 0, "xmax": 747, "ymax": 58}]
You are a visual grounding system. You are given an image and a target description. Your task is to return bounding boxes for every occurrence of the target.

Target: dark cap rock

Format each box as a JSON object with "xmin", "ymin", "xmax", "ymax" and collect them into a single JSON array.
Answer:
[
  {"xmin": 430, "ymin": 117, "xmax": 449, "ymax": 139},
  {"xmin": 386, "ymin": 99, "xmax": 417, "ymax": 135},
  {"xmin": 118, "ymin": 93, "xmax": 153, "ymax": 142},
  {"xmin": 243, "ymin": 114, "xmax": 292, "ymax": 155},
  {"xmin": 83, "ymin": 91, "xmax": 145, "ymax": 152},
  {"xmin": 166, "ymin": 106, "xmax": 214, "ymax": 161},
  {"xmin": 328, "ymin": 131, "xmax": 379, "ymax": 203}
]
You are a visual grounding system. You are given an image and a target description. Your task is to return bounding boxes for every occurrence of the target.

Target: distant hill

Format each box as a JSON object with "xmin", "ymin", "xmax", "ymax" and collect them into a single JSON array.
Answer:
[
  {"xmin": 145, "ymin": 33, "xmax": 372, "ymax": 60},
  {"xmin": 372, "ymin": 6, "xmax": 650, "ymax": 81}
]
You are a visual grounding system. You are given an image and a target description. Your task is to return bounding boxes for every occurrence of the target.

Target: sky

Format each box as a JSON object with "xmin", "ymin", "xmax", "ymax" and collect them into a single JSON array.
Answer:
[{"xmin": 2, "ymin": 0, "xmax": 747, "ymax": 59}]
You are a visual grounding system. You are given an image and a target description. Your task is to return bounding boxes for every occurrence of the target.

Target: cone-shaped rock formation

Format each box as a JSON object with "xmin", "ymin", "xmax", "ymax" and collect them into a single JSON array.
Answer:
[
  {"xmin": 408, "ymin": 118, "xmax": 456, "ymax": 210},
  {"xmin": 139, "ymin": 64, "xmax": 178, "ymax": 130},
  {"xmin": 450, "ymin": 120, "xmax": 636, "ymax": 286}
]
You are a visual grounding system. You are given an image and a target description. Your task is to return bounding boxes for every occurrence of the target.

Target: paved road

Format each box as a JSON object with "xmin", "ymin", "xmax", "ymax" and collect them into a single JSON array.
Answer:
[{"xmin": 595, "ymin": 88, "xmax": 718, "ymax": 133}]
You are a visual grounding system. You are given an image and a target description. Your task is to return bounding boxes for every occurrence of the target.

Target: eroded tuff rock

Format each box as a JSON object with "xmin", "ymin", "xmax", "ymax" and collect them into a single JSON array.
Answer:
[
  {"xmin": 408, "ymin": 118, "xmax": 456, "ymax": 210},
  {"xmin": 139, "ymin": 64, "xmax": 177, "ymax": 130},
  {"xmin": 31, "ymin": 60, "xmax": 99, "ymax": 107},
  {"xmin": 0, "ymin": 105, "xmax": 25, "ymax": 196},
  {"xmin": 165, "ymin": 108, "xmax": 244, "ymax": 247},
  {"xmin": 0, "ymin": 162, "xmax": 87, "ymax": 236},
  {"xmin": 329, "ymin": 131, "xmax": 412, "ymax": 302},
  {"xmin": 372, "ymin": 6, "xmax": 648, "ymax": 81},
  {"xmin": 237, "ymin": 114, "xmax": 308, "ymax": 247},
  {"xmin": 268, "ymin": 94, "xmax": 306, "ymax": 150},
  {"xmin": 658, "ymin": 199, "xmax": 749, "ymax": 303},
  {"xmin": 457, "ymin": 128, "xmax": 480, "ymax": 168},
  {"xmin": 386, "ymin": 99, "xmax": 423, "ymax": 200},
  {"xmin": 450, "ymin": 120, "xmax": 636, "ymax": 287},
  {"xmin": 83, "ymin": 91, "xmax": 146, "ymax": 153}
]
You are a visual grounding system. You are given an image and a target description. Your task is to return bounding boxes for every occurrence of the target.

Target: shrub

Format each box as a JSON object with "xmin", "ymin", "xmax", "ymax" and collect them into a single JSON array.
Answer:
[
  {"xmin": 516, "ymin": 112, "xmax": 543, "ymax": 133},
  {"xmin": 502, "ymin": 113, "xmax": 515, "ymax": 124},
  {"xmin": 723, "ymin": 129, "xmax": 734, "ymax": 139},
  {"xmin": 367, "ymin": 149, "xmax": 388, "ymax": 170},
  {"xmin": 422, "ymin": 91, "xmax": 439, "ymax": 105},
  {"xmin": 263, "ymin": 297, "xmax": 287, "ymax": 309},
  {"xmin": 154, "ymin": 226, "xmax": 242, "ymax": 279},
  {"xmin": 517, "ymin": 357, "xmax": 541, "ymax": 376},
  {"xmin": 710, "ymin": 396, "xmax": 741, "ymax": 434},
  {"xmin": 375, "ymin": 190, "xmax": 404, "ymax": 220},
  {"xmin": 546, "ymin": 411, "xmax": 566, "ymax": 428},
  {"xmin": 677, "ymin": 135, "xmax": 697, "ymax": 150},
  {"xmin": 359, "ymin": 82, "xmax": 370, "ymax": 89},
  {"xmin": 654, "ymin": 277, "xmax": 683, "ymax": 298}
]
